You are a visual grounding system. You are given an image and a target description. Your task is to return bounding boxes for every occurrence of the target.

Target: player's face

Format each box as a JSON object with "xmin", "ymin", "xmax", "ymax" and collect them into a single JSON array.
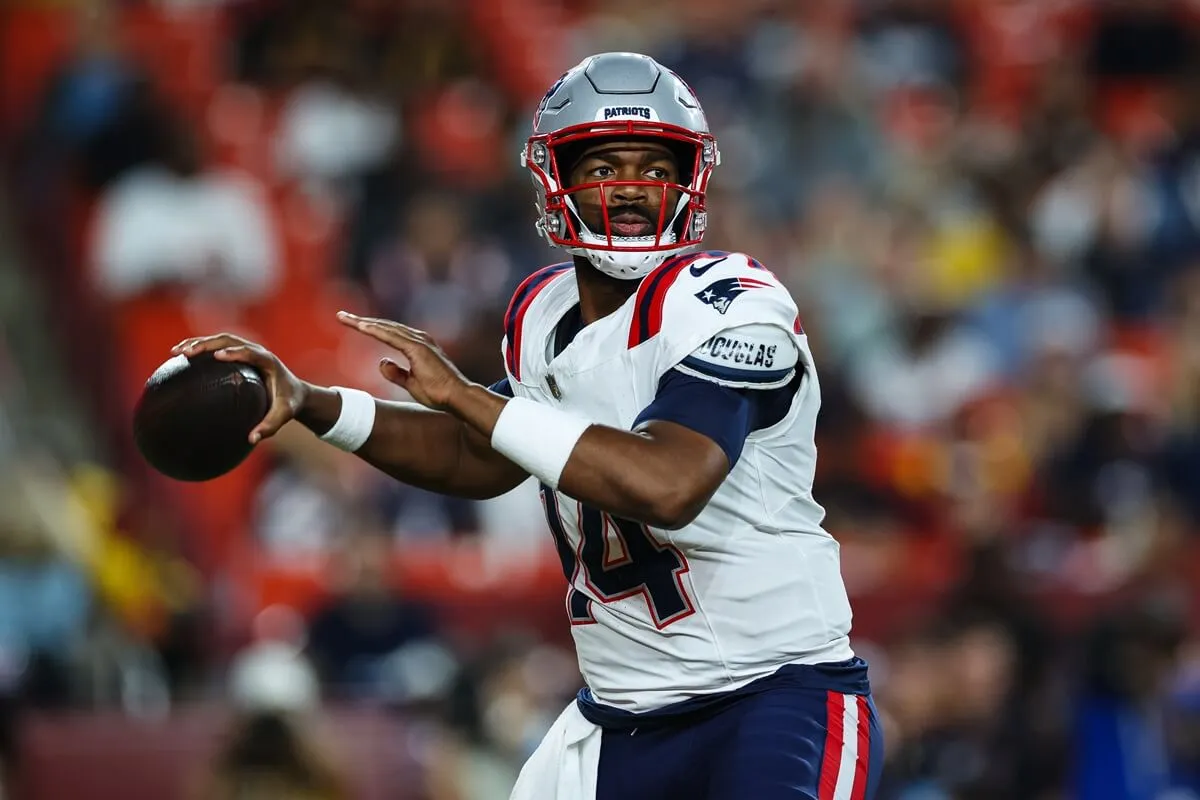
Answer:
[{"xmin": 566, "ymin": 140, "xmax": 682, "ymax": 239}]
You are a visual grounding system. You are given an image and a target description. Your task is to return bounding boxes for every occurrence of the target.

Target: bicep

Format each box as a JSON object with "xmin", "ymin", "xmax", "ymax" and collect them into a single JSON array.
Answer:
[
  {"xmin": 630, "ymin": 418, "xmax": 731, "ymax": 496},
  {"xmin": 559, "ymin": 415, "xmax": 729, "ymax": 529},
  {"xmin": 634, "ymin": 368, "xmax": 798, "ymax": 471},
  {"xmin": 633, "ymin": 376, "xmax": 751, "ymax": 471},
  {"xmin": 647, "ymin": 319, "xmax": 802, "ymax": 457},
  {"xmin": 614, "ymin": 374, "xmax": 760, "ymax": 523}
]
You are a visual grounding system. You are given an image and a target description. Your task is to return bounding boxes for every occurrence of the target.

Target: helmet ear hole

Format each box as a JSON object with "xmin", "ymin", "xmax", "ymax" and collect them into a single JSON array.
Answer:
[
  {"xmin": 664, "ymin": 140, "xmax": 696, "ymax": 185},
  {"xmin": 553, "ymin": 141, "xmax": 590, "ymax": 182}
]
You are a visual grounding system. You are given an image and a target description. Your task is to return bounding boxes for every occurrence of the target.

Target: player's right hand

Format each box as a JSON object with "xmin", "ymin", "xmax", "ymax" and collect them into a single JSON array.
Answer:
[{"xmin": 171, "ymin": 334, "xmax": 308, "ymax": 443}]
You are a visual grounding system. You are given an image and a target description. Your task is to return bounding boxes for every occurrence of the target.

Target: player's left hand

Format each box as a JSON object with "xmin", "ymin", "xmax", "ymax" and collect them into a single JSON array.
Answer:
[{"xmin": 337, "ymin": 312, "xmax": 471, "ymax": 411}]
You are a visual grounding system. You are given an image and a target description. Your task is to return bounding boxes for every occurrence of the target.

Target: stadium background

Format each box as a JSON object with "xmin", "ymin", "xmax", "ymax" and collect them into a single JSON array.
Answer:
[{"xmin": 3, "ymin": 0, "xmax": 1200, "ymax": 797}]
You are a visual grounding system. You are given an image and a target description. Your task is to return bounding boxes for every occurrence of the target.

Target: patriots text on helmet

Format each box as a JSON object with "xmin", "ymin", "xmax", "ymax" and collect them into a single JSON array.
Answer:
[{"xmin": 600, "ymin": 106, "xmax": 655, "ymax": 121}]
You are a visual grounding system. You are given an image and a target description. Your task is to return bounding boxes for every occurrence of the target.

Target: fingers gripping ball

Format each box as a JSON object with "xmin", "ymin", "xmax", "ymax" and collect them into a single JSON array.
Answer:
[{"xmin": 133, "ymin": 353, "xmax": 270, "ymax": 482}]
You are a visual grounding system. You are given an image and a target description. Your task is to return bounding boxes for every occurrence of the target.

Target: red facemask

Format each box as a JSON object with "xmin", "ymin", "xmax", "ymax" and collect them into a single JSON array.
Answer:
[{"xmin": 523, "ymin": 120, "xmax": 719, "ymax": 254}]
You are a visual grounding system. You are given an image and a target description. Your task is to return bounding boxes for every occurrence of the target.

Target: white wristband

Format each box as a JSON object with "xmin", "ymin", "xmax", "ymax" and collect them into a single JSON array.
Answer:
[
  {"xmin": 491, "ymin": 397, "xmax": 590, "ymax": 490},
  {"xmin": 319, "ymin": 387, "xmax": 377, "ymax": 453}
]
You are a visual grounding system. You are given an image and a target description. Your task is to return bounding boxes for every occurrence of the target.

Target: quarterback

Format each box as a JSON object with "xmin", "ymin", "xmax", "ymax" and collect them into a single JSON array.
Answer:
[{"xmin": 176, "ymin": 53, "xmax": 882, "ymax": 799}]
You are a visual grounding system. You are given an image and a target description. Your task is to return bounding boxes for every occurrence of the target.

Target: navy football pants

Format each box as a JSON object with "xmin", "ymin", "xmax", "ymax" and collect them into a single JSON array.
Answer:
[{"xmin": 593, "ymin": 684, "xmax": 883, "ymax": 800}]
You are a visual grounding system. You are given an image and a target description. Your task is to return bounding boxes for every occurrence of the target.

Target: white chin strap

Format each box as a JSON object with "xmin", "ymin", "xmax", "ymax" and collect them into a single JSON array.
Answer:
[
  {"xmin": 567, "ymin": 231, "xmax": 688, "ymax": 279},
  {"xmin": 563, "ymin": 194, "xmax": 692, "ymax": 280}
]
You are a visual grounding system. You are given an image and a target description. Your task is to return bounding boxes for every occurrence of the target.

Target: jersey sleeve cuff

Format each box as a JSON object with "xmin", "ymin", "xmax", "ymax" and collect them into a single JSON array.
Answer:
[
  {"xmin": 488, "ymin": 378, "xmax": 515, "ymax": 397},
  {"xmin": 676, "ymin": 357, "xmax": 796, "ymax": 389},
  {"xmin": 674, "ymin": 322, "xmax": 800, "ymax": 390}
]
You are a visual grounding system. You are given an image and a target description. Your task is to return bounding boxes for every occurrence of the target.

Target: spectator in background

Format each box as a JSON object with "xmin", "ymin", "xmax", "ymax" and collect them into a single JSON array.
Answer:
[
  {"xmin": 1166, "ymin": 646, "xmax": 1200, "ymax": 797},
  {"xmin": 254, "ymin": 451, "xmax": 356, "ymax": 561},
  {"xmin": 0, "ymin": 471, "xmax": 92, "ymax": 712},
  {"xmin": 1142, "ymin": 58, "xmax": 1200, "ymax": 276},
  {"xmin": 427, "ymin": 639, "xmax": 579, "ymax": 800},
  {"xmin": 274, "ymin": 79, "xmax": 398, "ymax": 195},
  {"xmin": 19, "ymin": 2, "xmax": 165, "ymax": 193},
  {"xmin": 1016, "ymin": 55, "xmax": 1100, "ymax": 187},
  {"xmin": 1073, "ymin": 595, "xmax": 1189, "ymax": 800},
  {"xmin": 0, "ymin": 465, "xmax": 94, "ymax": 796},
  {"xmin": 1160, "ymin": 267, "xmax": 1200, "ymax": 529},
  {"xmin": 876, "ymin": 616, "xmax": 1020, "ymax": 799},
  {"xmin": 356, "ymin": 191, "xmax": 518, "ymax": 542},
  {"xmin": 231, "ymin": 0, "xmax": 399, "ymax": 195},
  {"xmin": 1039, "ymin": 353, "xmax": 1164, "ymax": 552},
  {"xmin": 844, "ymin": 217, "xmax": 1004, "ymax": 430},
  {"xmin": 375, "ymin": 0, "xmax": 480, "ymax": 101},
  {"xmin": 305, "ymin": 531, "xmax": 439, "ymax": 700},
  {"xmin": 370, "ymin": 480, "xmax": 484, "ymax": 541},
  {"xmin": 856, "ymin": 0, "xmax": 966, "ymax": 95},
  {"xmin": 197, "ymin": 640, "xmax": 348, "ymax": 800},
  {"xmin": 967, "ymin": 233, "xmax": 1102, "ymax": 380},
  {"xmin": 89, "ymin": 116, "xmax": 279, "ymax": 303},
  {"xmin": 367, "ymin": 191, "xmax": 513, "ymax": 351},
  {"xmin": 947, "ymin": 542, "xmax": 1069, "ymax": 798},
  {"xmin": 1087, "ymin": 0, "xmax": 1193, "ymax": 84}
]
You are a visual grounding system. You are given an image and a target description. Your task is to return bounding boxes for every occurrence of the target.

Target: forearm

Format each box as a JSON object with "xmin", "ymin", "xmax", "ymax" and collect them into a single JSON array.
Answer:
[
  {"xmin": 297, "ymin": 385, "xmax": 526, "ymax": 499},
  {"xmin": 448, "ymin": 385, "xmax": 718, "ymax": 527}
]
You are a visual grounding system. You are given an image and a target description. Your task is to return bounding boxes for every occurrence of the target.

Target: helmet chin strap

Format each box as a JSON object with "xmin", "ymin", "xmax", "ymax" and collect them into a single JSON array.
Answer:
[
  {"xmin": 562, "ymin": 193, "xmax": 693, "ymax": 280},
  {"xmin": 570, "ymin": 237, "xmax": 688, "ymax": 280}
]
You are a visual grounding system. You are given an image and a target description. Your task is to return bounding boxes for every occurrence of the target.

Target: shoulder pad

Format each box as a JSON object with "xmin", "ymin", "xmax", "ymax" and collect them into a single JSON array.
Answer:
[
  {"xmin": 502, "ymin": 262, "xmax": 572, "ymax": 380},
  {"xmin": 627, "ymin": 251, "xmax": 801, "ymax": 360}
]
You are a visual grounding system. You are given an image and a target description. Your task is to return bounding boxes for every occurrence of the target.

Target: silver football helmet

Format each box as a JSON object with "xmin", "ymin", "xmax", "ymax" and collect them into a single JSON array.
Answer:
[{"xmin": 522, "ymin": 52, "xmax": 721, "ymax": 280}]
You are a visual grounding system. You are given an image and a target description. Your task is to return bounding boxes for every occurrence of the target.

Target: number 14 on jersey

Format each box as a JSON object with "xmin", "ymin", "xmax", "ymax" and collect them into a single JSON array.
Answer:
[{"xmin": 539, "ymin": 484, "xmax": 696, "ymax": 629}]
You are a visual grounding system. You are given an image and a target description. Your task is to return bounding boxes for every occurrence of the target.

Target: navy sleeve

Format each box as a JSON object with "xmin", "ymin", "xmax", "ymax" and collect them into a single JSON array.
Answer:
[
  {"xmin": 488, "ymin": 378, "xmax": 514, "ymax": 397},
  {"xmin": 632, "ymin": 369, "xmax": 800, "ymax": 469}
]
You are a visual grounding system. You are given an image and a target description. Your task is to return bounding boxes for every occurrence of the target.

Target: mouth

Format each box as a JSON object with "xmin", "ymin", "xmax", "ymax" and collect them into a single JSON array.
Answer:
[{"xmin": 607, "ymin": 211, "xmax": 656, "ymax": 238}]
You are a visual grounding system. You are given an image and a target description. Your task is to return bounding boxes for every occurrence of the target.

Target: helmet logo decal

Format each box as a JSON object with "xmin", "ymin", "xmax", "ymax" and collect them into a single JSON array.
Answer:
[
  {"xmin": 534, "ymin": 71, "xmax": 570, "ymax": 127},
  {"xmin": 598, "ymin": 105, "xmax": 658, "ymax": 121}
]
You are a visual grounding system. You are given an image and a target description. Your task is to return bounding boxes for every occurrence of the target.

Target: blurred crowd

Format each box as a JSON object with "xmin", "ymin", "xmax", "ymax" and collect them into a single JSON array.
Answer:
[{"xmin": 4, "ymin": 0, "xmax": 1200, "ymax": 797}]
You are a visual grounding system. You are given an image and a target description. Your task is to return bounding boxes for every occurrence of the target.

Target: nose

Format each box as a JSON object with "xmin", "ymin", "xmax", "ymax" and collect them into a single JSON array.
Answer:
[{"xmin": 610, "ymin": 181, "xmax": 648, "ymax": 205}]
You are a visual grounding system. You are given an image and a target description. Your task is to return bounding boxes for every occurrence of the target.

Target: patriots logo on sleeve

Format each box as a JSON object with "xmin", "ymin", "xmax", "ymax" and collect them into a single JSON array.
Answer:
[{"xmin": 694, "ymin": 276, "xmax": 772, "ymax": 315}]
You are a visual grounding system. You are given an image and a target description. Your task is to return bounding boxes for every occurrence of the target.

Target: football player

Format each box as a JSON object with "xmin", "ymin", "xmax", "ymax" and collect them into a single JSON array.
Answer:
[{"xmin": 176, "ymin": 52, "xmax": 882, "ymax": 800}]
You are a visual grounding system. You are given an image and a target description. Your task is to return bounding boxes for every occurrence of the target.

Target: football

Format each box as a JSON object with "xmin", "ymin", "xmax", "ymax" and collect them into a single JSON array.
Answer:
[{"xmin": 133, "ymin": 353, "xmax": 270, "ymax": 482}]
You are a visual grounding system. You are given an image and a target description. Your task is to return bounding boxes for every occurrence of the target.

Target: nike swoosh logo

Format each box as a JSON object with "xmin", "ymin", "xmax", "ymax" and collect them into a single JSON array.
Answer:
[{"xmin": 689, "ymin": 256, "xmax": 729, "ymax": 277}]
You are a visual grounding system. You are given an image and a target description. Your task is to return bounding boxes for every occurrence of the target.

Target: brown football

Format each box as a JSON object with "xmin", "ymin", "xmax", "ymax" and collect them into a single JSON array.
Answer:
[{"xmin": 133, "ymin": 353, "xmax": 269, "ymax": 482}]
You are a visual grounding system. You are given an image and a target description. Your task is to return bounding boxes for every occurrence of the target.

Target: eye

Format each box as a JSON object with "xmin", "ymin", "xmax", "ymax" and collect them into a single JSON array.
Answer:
[
  {"xmin": 589, "ymin": 165, "xmax": 616, "ymax": 179},
  {"xmin": 645, "ymin": 167, "xmax": 671, "ymax": 181}
]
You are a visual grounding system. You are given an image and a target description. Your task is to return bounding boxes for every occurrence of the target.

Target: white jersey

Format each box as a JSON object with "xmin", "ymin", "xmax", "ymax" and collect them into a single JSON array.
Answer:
[{"xmin": 500, "ymin": 250, "xmax": 854, "ymax": 713}]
